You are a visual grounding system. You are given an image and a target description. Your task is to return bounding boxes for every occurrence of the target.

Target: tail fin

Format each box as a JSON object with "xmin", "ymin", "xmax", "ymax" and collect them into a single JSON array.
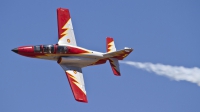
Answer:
[
  {"xmin": 107, "ymin": 37, "xmax": 116, "ymax": 52},
  {"xmin": 106, "ymin": 37, "xmax": 120, "ymax": 76},
  {"xmin": 106, "ymin": 37, "xmax": 133, "ymax": 76}
]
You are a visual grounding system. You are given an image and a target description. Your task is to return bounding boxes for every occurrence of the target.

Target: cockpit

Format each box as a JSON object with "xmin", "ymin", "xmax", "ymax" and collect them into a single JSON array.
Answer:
[{"xmin": 34, "ymin": 45, "xmax": 68, "ymax": 54}]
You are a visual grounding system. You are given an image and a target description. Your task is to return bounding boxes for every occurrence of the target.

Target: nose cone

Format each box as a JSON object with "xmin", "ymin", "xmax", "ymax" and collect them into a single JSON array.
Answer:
[{"xmin": 12, "ymin": 48, "xmax": 18, "ymax": 53}]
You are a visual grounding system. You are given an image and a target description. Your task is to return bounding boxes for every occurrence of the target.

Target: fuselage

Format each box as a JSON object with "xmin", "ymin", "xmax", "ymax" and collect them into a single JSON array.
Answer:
[{"xmin": 12, "ymin": 44, "xmax": 107, "ymax": 67}]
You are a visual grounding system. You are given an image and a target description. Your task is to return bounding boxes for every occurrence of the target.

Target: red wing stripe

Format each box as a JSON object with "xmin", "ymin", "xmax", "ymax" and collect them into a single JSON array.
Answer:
[
  {"xmin": 65, "ymin": 72, "xmax": 88, "ymax": 103},
  {"xmin": 57, "ymin": 8, "xmax": 71, "ymax": 40},
  {"xmin": 106, "ymin": 37, "xmax": 114, "ymax": 52},
  {"xmin": 109, "ymin": 59, "xmax": 121, "ymax": 76}
]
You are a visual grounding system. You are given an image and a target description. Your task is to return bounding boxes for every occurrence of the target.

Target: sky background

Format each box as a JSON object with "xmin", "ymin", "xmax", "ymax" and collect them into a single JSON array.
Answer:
[{"xmin": 1, "ymin": 0, "xmax": 200, "ymax": 112}]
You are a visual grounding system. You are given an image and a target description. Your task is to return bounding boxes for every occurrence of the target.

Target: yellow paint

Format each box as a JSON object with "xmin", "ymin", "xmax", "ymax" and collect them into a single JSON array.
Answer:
[
  {"xmin": 67, "ymin": 39, "xmax": 70, "ymax": 43},
  {"xmin": 108, "ymin": 41, "xmax": 114, "ymax": 52},
  {"xmin": 66, "ymin": 72, "xmax": 86, "ymax": 94},
  {"xmin": 73, "ymin": 70, "xmax": 77, "ymax": 74},
  {"xmin": 60, "ymin": 18, "xmax": 71, "ymax": 40}
]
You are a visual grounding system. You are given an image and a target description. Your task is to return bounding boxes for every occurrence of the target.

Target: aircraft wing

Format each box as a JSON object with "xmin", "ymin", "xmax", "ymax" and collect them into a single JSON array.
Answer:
[
  {"xmin": 60, "ymin": 64, "xmax": 88, "ymax": 103},
  {"xmin": 57, "ymin": 8, "xmax": 77, "ymax": 46}
]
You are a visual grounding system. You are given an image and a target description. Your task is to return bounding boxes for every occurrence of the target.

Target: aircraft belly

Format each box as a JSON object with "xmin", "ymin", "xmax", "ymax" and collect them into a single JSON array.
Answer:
[{"xmin": 58, "ymin": 56, "xmax": 100, "ymax": 67}]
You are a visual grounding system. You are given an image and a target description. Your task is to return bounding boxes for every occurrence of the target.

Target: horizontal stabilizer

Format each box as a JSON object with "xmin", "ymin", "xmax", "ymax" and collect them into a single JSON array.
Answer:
[{"xmin": 104, "ymin": 47, "xmax": 133, "ymax": 60}]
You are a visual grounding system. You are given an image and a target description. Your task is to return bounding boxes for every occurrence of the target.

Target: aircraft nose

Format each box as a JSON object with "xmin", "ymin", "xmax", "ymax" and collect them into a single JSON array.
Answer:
[{"xmin": 12, "ymin": 48, "xmax": 18, "ymax": 53}]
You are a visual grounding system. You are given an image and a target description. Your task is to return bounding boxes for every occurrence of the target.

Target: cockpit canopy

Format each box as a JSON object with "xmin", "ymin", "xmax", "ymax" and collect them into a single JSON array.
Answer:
[{"xmin": 34, "ymin": 45, "xmax": 68, "ymax": 54}]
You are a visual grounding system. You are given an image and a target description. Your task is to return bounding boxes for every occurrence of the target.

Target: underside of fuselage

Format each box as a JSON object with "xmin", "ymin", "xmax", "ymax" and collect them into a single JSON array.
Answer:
[{"xmin": 58, "ymin": 56, "xmax": 107, "ymax": 67}]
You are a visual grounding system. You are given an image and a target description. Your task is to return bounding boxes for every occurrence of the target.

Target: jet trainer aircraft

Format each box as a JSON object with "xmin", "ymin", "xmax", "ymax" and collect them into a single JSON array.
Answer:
[{"xmin": 12, "ymin": 8, "xmax": 133, "ymax": 103}]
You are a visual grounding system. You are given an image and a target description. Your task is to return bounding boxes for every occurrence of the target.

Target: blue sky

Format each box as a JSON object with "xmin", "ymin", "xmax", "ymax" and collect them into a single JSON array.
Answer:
[{"xmin": 1, "ymin": 0, "xmax": 200, "ymax": 112}]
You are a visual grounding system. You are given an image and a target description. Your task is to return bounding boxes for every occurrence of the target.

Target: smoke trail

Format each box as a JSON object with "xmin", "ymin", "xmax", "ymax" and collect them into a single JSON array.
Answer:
[{"xmin": 120, "ymin": 61, "xmax": 200, "ymax": 86}]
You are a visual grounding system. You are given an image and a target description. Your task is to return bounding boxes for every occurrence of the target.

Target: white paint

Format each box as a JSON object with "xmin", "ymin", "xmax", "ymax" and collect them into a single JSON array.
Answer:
[{"xmin": 58, "ymin": 19, "xmax": 77, "ymax": 46}]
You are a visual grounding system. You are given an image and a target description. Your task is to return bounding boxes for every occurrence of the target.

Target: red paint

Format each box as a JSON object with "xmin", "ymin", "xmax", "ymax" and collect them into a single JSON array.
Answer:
[
  {"xmin": 17, "ymin": 46, "xmax": 45, "ymax": 58},
  {"xmin": 113, "ymin": 50, "xmax": 133, "ymax": 60},
  {"xmin": 54, "ymin": 44, "xmax": 57, "ymax": 54},
  {"xmin": 106, "ymin": 37, "xmax": 113, "ymax": 52},
  {"xmin": 67, "ymin": 46, "xmax": 90, "ymax": 54},
  {"xmin": 109, "ymin": 59, "xmax": 121, "ymax": 76},
  {"xmin": 111, "ymin": 67, "xmax": 121, "ymax": 76},
  {"xmin": 66, "ymin": 72, "xmax": 88, "ymax": 103},
  {"xmin": 90, "ymin": 59, "xmax": 107, "ymax": 66},
  {"xmin": 57, "ymin": 8, "xmax": 70, "ymax": 40},
  {"xmin": 18, "ymin": 46, "xmax": 35, "ymax": 57},
  {"xmin": 18, "ymin": 46, "xmax": 34, "ymax": 53}
]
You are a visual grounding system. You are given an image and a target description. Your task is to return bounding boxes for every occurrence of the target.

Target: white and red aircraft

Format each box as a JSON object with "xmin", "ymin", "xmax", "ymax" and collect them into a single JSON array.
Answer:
[{"xmin": 12, "ymin": 8, "xmax": 133, "ymax": 103}]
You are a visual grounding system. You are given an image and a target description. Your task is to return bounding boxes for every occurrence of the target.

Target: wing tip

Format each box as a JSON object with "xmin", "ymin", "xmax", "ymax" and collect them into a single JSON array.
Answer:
[
  {"xmin": 57, "ymin": 7, "xmax": 69, "ymax": 11},
  {"xmin": 75, "ymin": 98, "xmax": 88, "ymax": 103},
  {"xmin": 74, "ymin": 92, "xmax": 88, "ymax": 103},
  {"xmin": 112, "ymin": 68, "xmax": 121, "ymax": 76}
]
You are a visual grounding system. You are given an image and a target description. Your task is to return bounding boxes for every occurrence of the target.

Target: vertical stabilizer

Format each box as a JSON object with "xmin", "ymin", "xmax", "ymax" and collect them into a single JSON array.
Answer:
[{"xmin": 106, "ymin": 37, "xmax": 116, "ymax": 52}]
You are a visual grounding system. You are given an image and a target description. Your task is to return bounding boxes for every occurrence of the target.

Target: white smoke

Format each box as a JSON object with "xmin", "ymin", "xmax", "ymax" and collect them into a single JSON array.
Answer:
[{"xmin": 120, "ymin": 61, "xmax": 200, "ymax": 86}]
